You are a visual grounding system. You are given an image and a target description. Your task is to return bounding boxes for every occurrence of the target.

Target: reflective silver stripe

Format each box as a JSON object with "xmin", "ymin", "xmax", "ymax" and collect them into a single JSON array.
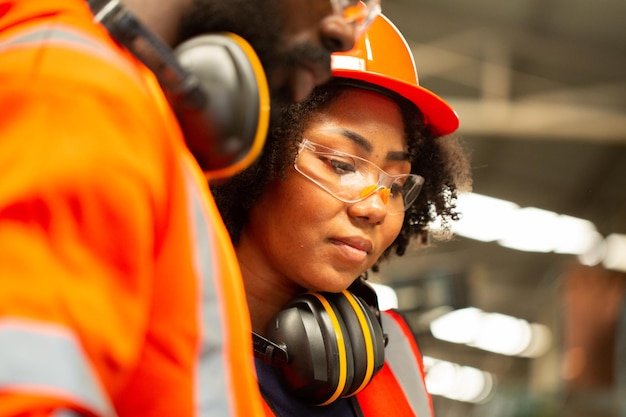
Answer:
[
  {"xmin": 0, "ymin": 318, "xmax": 117, "ymax": 417},
  {"xmin": 0, "ymin": 24, "xmax": 140, "ymax": 81},
  {"xmin": 183, "ymin": 170, "xmax": 233, "ymax": 417},
  {"xmin": 53, "ymin": 410, "xmax": 83, "ymax": 417},
  {"xmin": 0, "ymin": 26, "xmax": 98, "ymax": 50},
  {"xmin": 382, "ymin": 313, "xmax": 432, "ymax": 417}
]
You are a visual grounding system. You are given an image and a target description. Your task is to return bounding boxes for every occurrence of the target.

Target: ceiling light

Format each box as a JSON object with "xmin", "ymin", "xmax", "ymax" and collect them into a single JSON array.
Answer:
[
  {"xmin": 602, "ymin": 234, "xmax": 626, "ymax": 272},
  {"xmin": 369, "ymin": 282, "xmax": 399, "ymax": 310},
  {"xmin": 423, "ymin": 356, "xmax": 495, "ymax": 403},
  {"xmin": 430, "ymin": 307, "xmax": 552, "ymax": 357},
  {"xmin": 452, "ymin": 193, "xmax": 519, "ymax": 242},
  {"xmin": 498, "ymin": 207, "xmax": 560, "ymax": 252}
]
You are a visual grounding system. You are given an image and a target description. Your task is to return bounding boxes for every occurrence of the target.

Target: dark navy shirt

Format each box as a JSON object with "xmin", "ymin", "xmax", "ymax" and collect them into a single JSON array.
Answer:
[{"xmin": 255, "ymin": 357, "xmax": 359, "ymax": 417}]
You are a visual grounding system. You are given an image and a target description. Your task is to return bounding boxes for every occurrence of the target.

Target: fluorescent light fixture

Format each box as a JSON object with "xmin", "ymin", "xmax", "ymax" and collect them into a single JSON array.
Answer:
[
  {"xmin": 430, "ymin": 307, "xmax": 552, "ymax": 358},
  {"xmin": 519, "ymin": 323, "xmax": 553, "ymax": 358},
  {"xmin": 450, "ymin": 193, "xmax": 602, "ymax": 256},
  {"xmin": 498, "ymin": 207, "xmax": 560, "ymax": 252},
  {"xmin": 452, "ymin": 193, "xmax": 519, "ymax": 242},
  {"xmin": 369, "ymin": 282, "xmax": 399, "ymax": 310},
  {"xmin": 602, "ymin": 234, "xmax": 626, "ymax": 272},
  {"xmin": 423, "ymin": 356, "xmax": 495, "ymax": 403},
  {"xmin": 578, "ymin": 238, "xmax": 606, "ymax": 266},
  {"xmin": 472, "ymin": 311, "xmax": 532, "ymax": 356},
  {"xmin": 430, "ymin": 307, "xmax": 482, "ymax": 344},
  {"xmin": 552, "ymin": 215, "xmax": 602, "ymax": 255}
]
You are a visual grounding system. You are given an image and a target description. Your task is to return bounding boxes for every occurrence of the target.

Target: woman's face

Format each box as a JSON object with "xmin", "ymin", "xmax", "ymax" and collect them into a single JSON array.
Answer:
[{"xmin": 240, "ymin": 88, "xmax": 409, "ymax": 294}]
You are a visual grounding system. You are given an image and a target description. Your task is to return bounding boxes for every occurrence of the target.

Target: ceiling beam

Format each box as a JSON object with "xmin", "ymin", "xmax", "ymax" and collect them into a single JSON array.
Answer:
[{"xmin": 450, "ymin": 99, "xmax": 626, "ymax": 142}]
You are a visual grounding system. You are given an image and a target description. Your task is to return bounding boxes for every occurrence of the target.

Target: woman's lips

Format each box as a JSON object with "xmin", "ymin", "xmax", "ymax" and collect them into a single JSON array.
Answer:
[{"xmin": 330, "ymin": 237, "xmax": 373, "ymax": 264}]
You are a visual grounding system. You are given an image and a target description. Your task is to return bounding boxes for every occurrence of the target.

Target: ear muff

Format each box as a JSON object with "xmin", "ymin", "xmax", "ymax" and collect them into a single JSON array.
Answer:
[
  {"xmin": 88, "ymin": 0, "xmax": 270, "ymax": 179},
  {"xmin": 173, "ymin": 33, "xmax": 270, "ymax": 179},
  {"xmin": 265, "ymin": 290, "xmax": 385, "ymax": 405}
]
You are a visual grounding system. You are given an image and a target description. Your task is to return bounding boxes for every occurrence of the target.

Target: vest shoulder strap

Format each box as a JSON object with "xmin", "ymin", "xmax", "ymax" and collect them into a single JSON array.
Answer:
[{"xmin": 356, "ymin": 310, "xmax": 433, "ymax": 417}]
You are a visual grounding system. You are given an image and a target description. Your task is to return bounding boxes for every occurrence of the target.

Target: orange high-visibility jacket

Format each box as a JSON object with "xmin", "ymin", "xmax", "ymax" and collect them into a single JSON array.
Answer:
[
  {"xmin": 261, "ymin": 310, "xmax": 434, "ymax": 417},
  {"xmin": 0, "ymin": 1, "xmax": 265, "ymax": 416}
]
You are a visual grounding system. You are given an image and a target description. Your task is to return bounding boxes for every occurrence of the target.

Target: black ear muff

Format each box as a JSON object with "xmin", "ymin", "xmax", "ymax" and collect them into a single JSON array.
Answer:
[
  {"xmin": 173, "ymin": 33, "xmax": 270, "ymax": 179},
  {"xmin": 88, "ymin": 0, "xmax": 270, "ymax": 179},
  {"xmin": 264, "ymin": 290, "xmax": 385, "ymax": 405}
]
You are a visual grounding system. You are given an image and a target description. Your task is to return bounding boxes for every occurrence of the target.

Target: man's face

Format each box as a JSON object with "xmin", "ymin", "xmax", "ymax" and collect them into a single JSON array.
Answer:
[{"xmin": 178, "ymin": 0, "xmax": 358, "ymax": 107}]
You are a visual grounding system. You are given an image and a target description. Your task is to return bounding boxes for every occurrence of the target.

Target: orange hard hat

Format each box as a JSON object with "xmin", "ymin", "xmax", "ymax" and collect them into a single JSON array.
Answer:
[{"xmin": 331, "ymin": 14, "xmax": 459, "ymax": 136}]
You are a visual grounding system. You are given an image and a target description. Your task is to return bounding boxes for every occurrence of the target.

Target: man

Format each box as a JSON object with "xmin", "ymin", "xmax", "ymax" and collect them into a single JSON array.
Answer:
[{"xmin": 0, "ymin": 0, "xmax": 380, "ymax": 416}]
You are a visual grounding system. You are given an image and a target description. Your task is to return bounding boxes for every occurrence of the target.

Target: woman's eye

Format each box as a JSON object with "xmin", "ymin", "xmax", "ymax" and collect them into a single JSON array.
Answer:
[
  {"xmin": 391, "ymin": 178, "xmax": 413, "ymax": 199},
  {"xmin": 320, "ymin": 156, "xmax": 356, "ymax": 174},
  {"xmin": 389, "ymin": 182, "xmax": 404, "ymax": 198}
]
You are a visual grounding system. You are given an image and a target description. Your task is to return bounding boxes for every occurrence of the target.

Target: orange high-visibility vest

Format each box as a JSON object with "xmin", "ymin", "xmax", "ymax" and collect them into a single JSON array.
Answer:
[
  {"xmin": 260, "ymin": 310, "xmax": 434, "ymax": 417},
  {"xmin": 355, "ymin": 310, "xmax": 434, "ymax": 417},
  {"xmin": 0, "ymin": 1, "xmax": 265, "ymax": 416}
]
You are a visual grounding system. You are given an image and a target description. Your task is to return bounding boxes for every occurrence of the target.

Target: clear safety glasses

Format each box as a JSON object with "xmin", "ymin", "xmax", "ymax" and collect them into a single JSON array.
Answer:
[
  {"xmin": 294, "ymin": 139, "xmax": 424, "ymax": 215},
  {"xmin": 330, "ymin": 0, "xmax": 382, "ymax": 38}
]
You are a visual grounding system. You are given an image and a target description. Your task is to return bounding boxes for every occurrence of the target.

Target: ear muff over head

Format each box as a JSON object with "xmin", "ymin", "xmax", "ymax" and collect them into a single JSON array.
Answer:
[{"xmin": 265, "ymin": 290, "xmax": 385, "ymax": 405}]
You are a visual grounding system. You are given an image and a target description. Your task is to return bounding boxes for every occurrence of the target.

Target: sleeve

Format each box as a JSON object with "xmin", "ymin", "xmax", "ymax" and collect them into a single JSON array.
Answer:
[{"xmin": 0, "ymin": 37, "xmax": 169, "ymax": 416}]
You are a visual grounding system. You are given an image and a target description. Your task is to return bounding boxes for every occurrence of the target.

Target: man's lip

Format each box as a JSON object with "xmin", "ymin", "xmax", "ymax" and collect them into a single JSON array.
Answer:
[{"xmin": 330, "ymin": 236, "xmax": 373, "ymax": 254}]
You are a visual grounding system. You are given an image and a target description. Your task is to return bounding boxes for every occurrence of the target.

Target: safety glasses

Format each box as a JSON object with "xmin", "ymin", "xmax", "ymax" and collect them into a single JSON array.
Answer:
[
  {"xmin": 330, "ymin": 0, "xmax": 382, "ymax": 39},
  {"xmin": 294, "ymin": 139, "xmax": 424, "ymax": 214}
]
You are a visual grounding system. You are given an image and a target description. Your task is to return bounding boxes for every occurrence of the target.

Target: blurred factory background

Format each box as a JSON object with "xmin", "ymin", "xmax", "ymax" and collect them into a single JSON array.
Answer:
[{"xmin": 370, "ymin": 1, "xmax": 626, "ymax": 416}]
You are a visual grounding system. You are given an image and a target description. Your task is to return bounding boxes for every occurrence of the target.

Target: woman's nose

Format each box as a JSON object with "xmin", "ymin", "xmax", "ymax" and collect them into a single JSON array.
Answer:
[{"xmin": 348, "ymin": 188, "xmax": 389, "ymax": 224}]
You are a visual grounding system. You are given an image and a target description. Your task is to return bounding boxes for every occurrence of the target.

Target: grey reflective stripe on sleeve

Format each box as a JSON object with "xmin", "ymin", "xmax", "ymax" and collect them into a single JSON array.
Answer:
[
  {"xmin": 184, "ymin": 171, "xmax": 233, "ymax": 417},
  {"xmin": 0, "ymin": 26, "xmax": 97, "ymax": 50},
  {"xmin": 53, "ymin": 410, "xmax": 86, "ymax": 417},
  {"xmin": 0, "ymin": 318, "xmax": 117, "ymax": 417},
  {"xmin": 0, "ymin": 24, "xmax": 139, "ymax": 80},
  {"xmin": 381, "ymin": 313, "xmax": 432, "ymax": 417}
]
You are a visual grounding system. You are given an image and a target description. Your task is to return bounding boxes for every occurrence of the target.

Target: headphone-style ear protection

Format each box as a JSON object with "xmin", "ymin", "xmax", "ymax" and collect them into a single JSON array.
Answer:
[
  {"xmin": 253, "ymin": 281, "xmax": 386, "ymax": 406},
  {"xmin": 88, "ymin": 0, "xmax": 270, "ymax": 179}
]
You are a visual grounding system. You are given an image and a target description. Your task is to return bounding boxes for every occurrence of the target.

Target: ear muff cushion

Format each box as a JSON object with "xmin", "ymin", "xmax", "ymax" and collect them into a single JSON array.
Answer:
[
  {"xmin": 267, "ymin": 293, "xmax": 355, "ymax": 405},
  {"xmin": 326, "ymin": 291, "xmax": 386, "ymax": 397},
  {"xmin": 174, "ymin": 32, "xmax": 270, "ymax": 178}
]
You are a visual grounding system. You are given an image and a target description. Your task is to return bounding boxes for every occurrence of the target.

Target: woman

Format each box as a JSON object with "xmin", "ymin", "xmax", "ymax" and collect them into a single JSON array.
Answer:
[{"xmin": 213, "ymin": 14, "xmax": 472, "ymax": 417}]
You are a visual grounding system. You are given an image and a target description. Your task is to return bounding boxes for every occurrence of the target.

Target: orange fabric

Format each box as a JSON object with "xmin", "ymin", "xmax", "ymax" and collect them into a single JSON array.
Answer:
[
  {"xmin": 355, "ymin": 363, "xmax": 416, "ymax": 416},
  {"xmin": 0, "ymin": 0, "xmax": 264, "ymax": 416},
  {"xmin": 262, "ymin": 398, "xmax": 277, "ymax": 416}
]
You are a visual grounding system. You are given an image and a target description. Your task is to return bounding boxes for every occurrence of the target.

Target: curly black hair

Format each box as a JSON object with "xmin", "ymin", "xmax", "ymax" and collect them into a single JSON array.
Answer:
[{"xmin": 212, "ymin": 79, "xmax": 472, "ymax": 271}]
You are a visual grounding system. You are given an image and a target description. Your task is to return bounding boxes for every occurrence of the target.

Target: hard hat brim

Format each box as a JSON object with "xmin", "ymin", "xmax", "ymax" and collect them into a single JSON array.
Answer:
[{"xmin": 333, "ymin": 69, "xmax": 460, "ymax": 137}]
